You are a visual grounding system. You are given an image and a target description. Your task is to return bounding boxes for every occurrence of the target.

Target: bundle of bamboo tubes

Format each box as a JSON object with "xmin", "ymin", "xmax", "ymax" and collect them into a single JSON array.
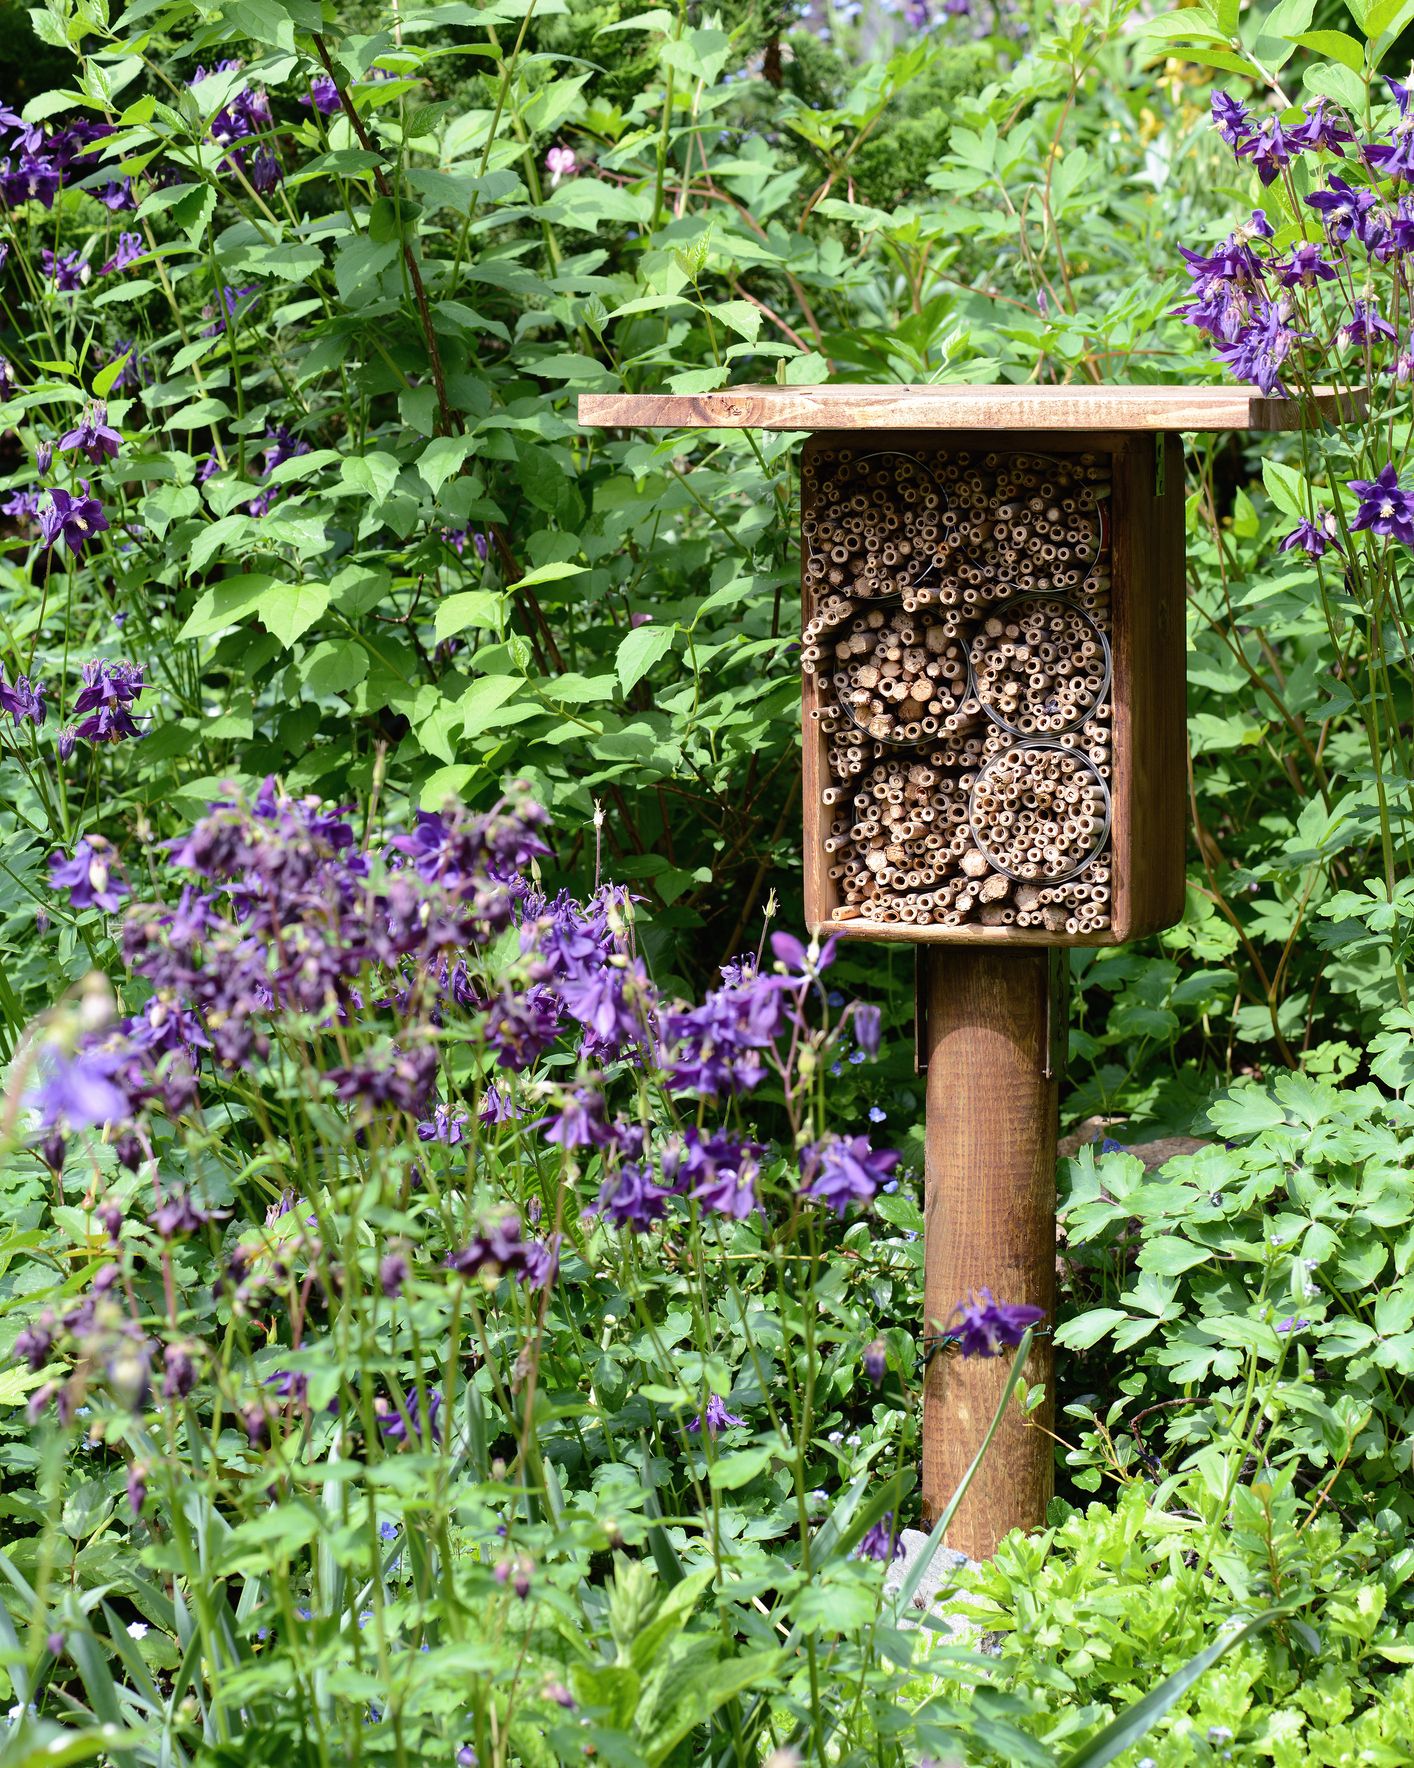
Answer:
[
  {"xmin": 968, "ymin": 596, "xmax": 1109, "ymax": 736},
  {"xmin": 804, "ymin": 445, "xmax": 1115, "ymax": 934},
  {"xmin": 802, "ymin": 449, "xmax": 944, "ymax": 601}
]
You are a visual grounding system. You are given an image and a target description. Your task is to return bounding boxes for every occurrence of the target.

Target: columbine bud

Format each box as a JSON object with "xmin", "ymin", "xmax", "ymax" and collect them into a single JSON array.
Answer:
[
  {"xmin": 864, "ymin": 1338, "xmax": 887, "ymax": 1388},
  {"xmin": 106, "ymin": 1338, "xmax": 151, "ymax": 1411},
  {"xmin": 127, "ymin": 1464, "xmax": 147, "ymax": 1515}
]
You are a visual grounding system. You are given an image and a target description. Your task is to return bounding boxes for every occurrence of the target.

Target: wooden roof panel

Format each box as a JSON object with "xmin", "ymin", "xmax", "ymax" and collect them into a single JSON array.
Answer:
[{"xmin": 578, "ymin": 383, "xmax": 1363, "ymax": 434}]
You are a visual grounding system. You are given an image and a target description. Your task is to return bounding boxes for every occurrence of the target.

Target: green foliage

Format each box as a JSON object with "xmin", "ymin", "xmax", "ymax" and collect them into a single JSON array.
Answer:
[
  {"xmin": 6, "ymin": 0, "xmax": 1414, "ymax": 1759},
  {"xmin": 927, "ymin": 1477, "xmax": 1414, "ymax": 1766}
]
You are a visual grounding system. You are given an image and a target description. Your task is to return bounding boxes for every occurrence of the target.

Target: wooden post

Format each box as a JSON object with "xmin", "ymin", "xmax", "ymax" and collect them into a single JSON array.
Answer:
[
  {"xmin": 578, "ymin": 385, "xmax": 1354, "ymax": 1562},
  {"xmin": 918, "ymin": 945, "xmax": 1058, "ymax": 1556}
]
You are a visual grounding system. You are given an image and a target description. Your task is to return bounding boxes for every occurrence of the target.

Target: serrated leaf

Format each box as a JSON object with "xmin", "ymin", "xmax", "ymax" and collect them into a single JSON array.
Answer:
[{"xmin": 1295, "ymin": 27, "xmax": 1367, "ymax": 69}]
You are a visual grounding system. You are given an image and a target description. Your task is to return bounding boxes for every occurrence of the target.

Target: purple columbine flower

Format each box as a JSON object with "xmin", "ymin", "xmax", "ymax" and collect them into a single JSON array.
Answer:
[
  {"xmin": 1275, "ymin": 1314, "xmax": 1310, "ymax": 1335},
  {"xmin": 856, "ymin": 1512, "xmax": 902, "ymax": 1562},
  {"xmin": 416, "ymin": 1102, "xmax": 468, "ymax": 1145},
  {"xmin": 684, "ymin": 1130, "xmax": 763, "ymax": 1222},
  {"xmin": 545, "ymin": 145, "xmax": 577, "ymax": 187},
  {"xmin": 48, "ymin": 838, "xmax": 125, "ymax": 912},
  {"xmin": 596, "ymin": 1148, "xmax": 673, "ymax": 1231},
  {"xmin": 0, "ymin": 672, "xmax": 47, "ymax": 725},
  {"xmin": 38, "ymin": 487, "xmax": 109, "ymax": 557},
  {"xmin": 303, "ymin": 71, "xmax": 342, "ymax": 114},
  {"xmin": 72, "ymin": 659, "xmax": 148, "ymax": 743},
  {"xmin": 1341, "ymin": 299, "xmax": 1398, "ymax": 347},
  {"xmin": 948, "ymin": 1289, "xmax": 1045, "ymax": 1357},
  {"xmin": 1210, "ymin": 91, "xmax": 1250, "ymax": 148},
  {"xmin": 863, "ymin": 1338, "xmax": 886, "ymax": 1387},
  {"xmin": 1306, "ymin": 174, "xmax": 1377, "ymax": 242},
  {"xmin": 851, "ymin": 1001, "xmax": 881, "ymax": 1056},
  {"xmin": 31, "ymin": 1043, "xmax": 129, "ymax": 1131},
  {"xmin": 800, "ymin": 1134, "xmax": 898, "ymax": 1217},
  {"xmin": 100, "ymin": 231, "xmax": 144, "ymax": 274},
  {"xmin": 201, "ymin": 284, "xmax": 257, "ymax": 336},
  {"xmin": 686, "ymin": 1393, "xmax": 745, "ymax": 1434},
  {"xmin": 379, "ymin": 1251, "xmax": 409, "ymax": 1298},
  {"xmin": 41, "ymin": 248, "xmax": 89, "ymax": 291},
  {"xmin": 97, "ymin": 176, "xmax": 134, "ymax": 210},
  {"xmin": 1278, "ymin": 514, "xmax": 1340, "ymax": 559},
  {"xmin": 1275, "ymin": 242, "xmax": 1336, "ymax": 288},
  {"xmin": 1291, "ymin": 99, "xmax": 1353, "ymax": 156},
  {"xmin": 770, "ymin": 928, "xmax": 838, "ymax": 980},
  {"xmin": 58, "ymin": 403, "xmax": 122, "ymax": 465},
  {"xmin": 1365, "ymin": 128, "xmax": 1414, "ymax": 184},
  {"xmin": 1349, "ymin": 462, "xmax": 1414, "ymax": 544},
  {"xmin": 34, "ymin": 441, "xmax": 52, "ymax": 474},
  {"xmin": 1236, "ymin": 116, "xmax": 1301, "ymax": 185},
  {"xmin": 541, "ymin": 1084, "xmax": 611, "ymax": 1149},
  {"xmin": 1213, "ymin": 299, "xmax": 1299, "ymax": 397},
  {"xmin": 2, "ymin": 490, "xmax": 40, "ymax": 524}
]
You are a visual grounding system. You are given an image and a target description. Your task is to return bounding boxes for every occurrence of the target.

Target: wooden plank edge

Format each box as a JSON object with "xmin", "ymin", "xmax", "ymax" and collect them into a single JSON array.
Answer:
[{"xmin": 578, "ymin": 387, "xmax": 1365, "ymax": 433}]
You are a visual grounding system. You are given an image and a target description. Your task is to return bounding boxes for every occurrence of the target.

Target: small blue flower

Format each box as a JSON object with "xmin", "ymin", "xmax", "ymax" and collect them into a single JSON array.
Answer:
[{"xmin": 868, "ymin": 1105, "xmax": 887, "ymax": 1123}]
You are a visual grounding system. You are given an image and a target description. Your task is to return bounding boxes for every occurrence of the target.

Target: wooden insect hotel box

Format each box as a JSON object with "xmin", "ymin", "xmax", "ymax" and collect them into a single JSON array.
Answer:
[
  {"xmin": 797, "ymin": 428, "xmax": 1180, "ymax": 946},
  {"xmin": 580, "ymin": 383, "xmax": 1356, "ymax": 1558}
]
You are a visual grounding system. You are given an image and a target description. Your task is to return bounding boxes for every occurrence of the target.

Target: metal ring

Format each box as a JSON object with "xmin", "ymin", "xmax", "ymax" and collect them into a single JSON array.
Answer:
[
  {"xmin": 967, "ymin": 740, "xmax": 1112, "ymax": 885},
  {"xmin": 803, "ymin": 448, "xmax": 951, "ymax": 595},
  {"xmin": 966, "ymin": 593, "xmax": 1113, "ymax": 740}
]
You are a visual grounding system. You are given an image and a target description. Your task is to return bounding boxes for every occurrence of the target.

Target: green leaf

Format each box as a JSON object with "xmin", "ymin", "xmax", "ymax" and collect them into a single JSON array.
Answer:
[
  {"xmin": 340, "ymin": 452, "xmax": 401, "ymax": 504},
  {"xmin": 1137, "ymin": 1235, "xmax": 1215, "ymax": 1276},
  {"xmin": 1366, "ymin": 0, "xmax": 1414, "ymax": 36},
  {"xmin": 1057, "ymin": 1609, "xmax": 1296, "ymax": 1768},
  {"xmin": 300, "ymin": 640, "xmax": 368, "ymax": 698},
  {"xmin": 510, "ymin": 562, "xmax": 585, "ymax": 589},
  {"xmin": 460, "ymin": 674, "xmax": 525, "ymax": 737},
  {"xmin": 1262, "ymin": 458, "xmax": 1316, "ymax": 521},
  {"xmin": 616, "ymin": 624, "xmax": 674, "ymax": 696},
  {"xmin": 257, "ymin": 579, "xmax": 330, "ymax": 647},
  {"xmin": 434, "ymin": 590, "xmax": 506, "ymax": 642},
  {"xmin": 1053, "ymin": 1308, "xmax": 1130, "ymax": 1351},
  {"xmin": 178, "ymin": 572, "xmax": 277, "ymax": 641},
  {"xmin": 268, "ymin": 447, "xmax": 340, "ymax": 486},
  {"xmin": 91, "ymin": 350, "xmax": 134, "ymax": 400},
  {"xmin": 1295, "ymin": 27, "xmax": 1368, "ymax": 69},
  {"xmin": 706, "ymin": 1445, "xmax": 773, "ymax": 1490},
  {"xmin": 1249, "ymin": 0, "xmax": 1316, "ymax": 67},
  {"xmin": 711, "ymin": 300, "xmax": 763, "ymax": 343},
  {"xmin": 416, "ymin": 435, "xmax": 476, "ymax": 495}
]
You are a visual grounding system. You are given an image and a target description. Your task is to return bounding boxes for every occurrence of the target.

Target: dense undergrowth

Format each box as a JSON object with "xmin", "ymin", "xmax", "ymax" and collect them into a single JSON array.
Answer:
[{"xmin": 5, "ymin": 0, "xmax": 1414, "ymax": 1762}]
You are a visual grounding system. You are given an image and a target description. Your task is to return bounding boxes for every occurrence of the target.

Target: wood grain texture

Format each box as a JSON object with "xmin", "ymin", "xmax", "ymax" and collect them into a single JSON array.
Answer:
[
  {"xmin": 579, "ymin": 383, "xmax": 1364, "ymax": 435},
  {"xmin": 1109, "ymin": 433, "xmax": 1188, "ymax": 942},
  {"xmin": 919, "ymin": 946, "xmax": 1057, "ymax": 1557}
]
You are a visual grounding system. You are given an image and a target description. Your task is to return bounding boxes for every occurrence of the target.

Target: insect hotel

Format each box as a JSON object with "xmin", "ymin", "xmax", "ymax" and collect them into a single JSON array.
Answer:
[{"xmin": 579, "ymin": 385, "xmax": 1350, "ymax": 1558}]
